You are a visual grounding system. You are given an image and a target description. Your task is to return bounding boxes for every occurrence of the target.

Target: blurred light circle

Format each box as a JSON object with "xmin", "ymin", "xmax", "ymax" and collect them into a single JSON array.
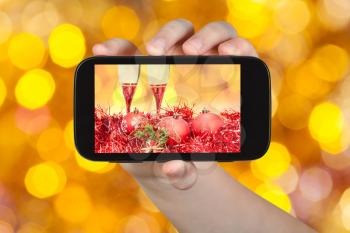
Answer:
[
  {"xmin": 8, "ymin": 33, "xmax": 46, "ymax": 70},
  {"xmin": 309, "ymin": 102, "xmax": 344, "ymax": 144},
  {"xmin": 320, "ymin": 131, "xmax": 349, "ymax": 155},
  {"xmin": 0, "ymin": 220, "xmax": 13, "ymax": 233},
  {"xmin": 286, "ymin": 62, "xmax": 331, "ymax": 100},
  {"xmin": 311, "ymin": 44, "xmax": 349, "ymax": 82},
  {"xmin": 271, "ymin": 34, "xmax": 309, "ymax": 66},
  {"xmin": 15, "ymin": 106, "xmax": 51, "ymax": 134},
  {"xmin": 322, "ymin": 149, "xmax": 350, "ymax": 170},
  {"xmin": 342, "ymin": 204, "xmax": 350, "ymax": 230},
  {"xmin": 101, "ymin": 6, "xmax": 140, "ymax": 40},
  {"xmin": 15, "ymin": 69, "xmax": 55, "ymax": 110},
  {"xmin": 227, "ymin": 0, "xmax": 266, "ymax": 19},
  {"xmin": 37, "ymin": 127, "xmax": 71, "ymax": 162},
  {"xmin": 75, "ymin": 151, "xmax": 115, "ymax": 173},
  {"xmin": 0, "ymin": 12, "xmax": 12, "ymax": 44},
  {"xmin": 272, "ymin": 165, "xmax": 299, "ymax": 194},
  {"xmin": 0, "ymin": 78, "xmax": 6, "ymax": 108},
  {"xmin": 251, "ymin": 142, "xmax": 291, "ymax": 178},
  {"xmin": 318, "ymin": 0, "xmax": 350, "ymax": 30},
  {"xmin": 24, "ymin": 162, "xmax": 67, "ymax": 199},
  {"xmin": 54, "ymin": 184, "xmax": 92, "ymax": 223},
  {"xmin": 227, "ymin": 11, "xmax": 270, "ymax": 39},
  {"xmin": 299, "ymin": 167, "xmax": 333, "ymax": 202},
  {"xmin": 21, "ymin": 0, "xmax": 60, "ymax": 37},
  {"xmin": 49, "ymin": 23, "xmax": 86, "ymax": 68},
  {"xmin": 277, "ymin": 94, "xmax": 312, "ymax": 130},
  {"xmin": 274, "ymin": 0, "xmax": 310, "ymax": 34},
  {"xmin": 255, "ymin": 183, "xmax": 292, "ymax": 213},
  {"xmin": 83, "ymin": 205, "xmax": 119, "ymax": 233}
]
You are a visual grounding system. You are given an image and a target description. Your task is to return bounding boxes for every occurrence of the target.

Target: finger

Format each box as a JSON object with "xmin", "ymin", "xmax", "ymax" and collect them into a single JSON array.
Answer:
[
  {"xmin": 92, "ymin": 38, "xmax": 141, "ymax": 56},
  {"xmin": 182, "ymin": 21, "xmax": 236, "ymax": 55},
  {"xmin": 146, "ymin": 19, "xmax": 194, "ymax": 55},
  {"xmin": 161, "ymin": 160, "xmax": 197, "ymax": 190},
  {"xmin": 218, "ymin": 37, "xmax": 258, "ymax": 57}
]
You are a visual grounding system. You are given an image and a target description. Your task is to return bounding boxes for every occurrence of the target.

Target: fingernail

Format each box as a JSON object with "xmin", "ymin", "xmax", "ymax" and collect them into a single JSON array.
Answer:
[
  {"xmin": 185, "ymin": 38, "xmax": 202, "ymax": 54},
  {"xmin": 148, "ymin": 38, "xmax": 166, "ymax": 55}
]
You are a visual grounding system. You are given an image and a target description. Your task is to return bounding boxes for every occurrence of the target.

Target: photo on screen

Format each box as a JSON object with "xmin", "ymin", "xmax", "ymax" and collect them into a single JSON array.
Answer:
[{"xmin": 94, "ymin": 64, "xmax": 240, "ymax": 153}]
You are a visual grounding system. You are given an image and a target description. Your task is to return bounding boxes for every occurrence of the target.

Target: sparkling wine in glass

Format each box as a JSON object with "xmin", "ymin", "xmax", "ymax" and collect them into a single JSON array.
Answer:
[
  {"xmin": 146, "ymin": 65, "xmax": 170, "ymax": 114},
  {"xmin": 118, "ymin": 64, "xmax": 140, "ymax": 113}
]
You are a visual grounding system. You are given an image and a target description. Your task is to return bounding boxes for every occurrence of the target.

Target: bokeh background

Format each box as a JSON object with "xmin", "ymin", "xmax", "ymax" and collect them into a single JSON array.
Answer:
[{"xmin": 0, "ymin": 0, "xmax": 349, "ymax": 232}]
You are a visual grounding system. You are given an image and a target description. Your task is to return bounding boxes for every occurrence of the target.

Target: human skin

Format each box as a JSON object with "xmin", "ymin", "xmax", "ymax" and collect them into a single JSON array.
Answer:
[{"xmin": 93, "ymin": 19, "xmax": 316, "ymax": 233}]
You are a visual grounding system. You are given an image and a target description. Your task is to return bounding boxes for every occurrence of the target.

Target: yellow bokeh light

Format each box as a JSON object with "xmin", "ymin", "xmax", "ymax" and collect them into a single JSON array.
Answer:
[
  {"xmin": 255, "ymin": 183, "xmax": 292, "ymax": 213},
  {"xmin": 320, "ymin": 132, "xmax": 350, "ymax": 155},
  {"xmin": 101, "ymin": 6, "xmax": 140, "ymax": 40},
  {"xmin": 0, "ymin": 12, "xmax": 12, "ymax": 44},
  {"xmin": 0, "ymin": 78, "xmax": 7, "ymax": 108},
  {"xmin": 286, "ymin": 62, "xmax": 331, "ymax": 99},
  {"xmin": 37, "ymin": 127, "xmax": 71, "ymax": 162},
  {"xmin": 311, "ymin": 44, "xmax": 349, "ymax": 82},
  {"xmin": 49, "ymin": 23, "xmax": 86, "ymax": 68},
  {"xmin": 24, "ymin": 162, "xmax": 66, "ymax": 199},
  {"xmin": 75, "ymin": 151, "xmax": 115, "ymax": 173},
  {"xmin": 273, "ymin": 0, "xmax": 310, "ymax": 34},
  {"xmin": 309, "ymin": 102, "xmax": 344, "ymax": 144},
  {"xmin": 277, "ymin": 94, "xmax": 312, "ymax": 130},
  {"xmin": 8, "ymin": 32, "xmax": 45, "ymax": 70},
  {"xmin": 83, "ymin": 205, "xmax": 120, "ymax": 233},
  {"xmin": 251, "ymin": 142, "xmax": 291, "ymax": 178},
  {"xmin": 54, "ymin": 184, "xmax": 92, "ymax": 223},
  {"xmin": 227, "ymin": 10, "xmax": 270, "ymax": 39},
  {"xmin": 227, "ymin": 0, "xmax": 270, "ymax": 39},
  {"xmin": 15, "ymin": 69, "xmax": 55, "ymax": 109}
]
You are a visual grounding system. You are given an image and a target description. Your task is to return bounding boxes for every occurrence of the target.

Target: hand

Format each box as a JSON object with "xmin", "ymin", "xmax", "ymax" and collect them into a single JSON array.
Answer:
[
  {"xmin": 93, "ymin": 19, "xmax": 257, "ymax": 190},
  {"xmin": 92, "ymin": 19, "xmax": 315, "ymax": 233}
]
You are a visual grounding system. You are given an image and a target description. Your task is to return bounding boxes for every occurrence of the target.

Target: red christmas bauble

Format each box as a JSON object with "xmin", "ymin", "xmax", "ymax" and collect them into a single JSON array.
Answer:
[
  {"xmin": 192, "ymin": 109, "xmax": 224, "ymax": 135},
  {"xmin": 158, "ymin": 115, "xmax": 190, "ymax": 145},
  {"xmin": 122, "ymin": 109, "xmax": 146, "ymax": 134}
]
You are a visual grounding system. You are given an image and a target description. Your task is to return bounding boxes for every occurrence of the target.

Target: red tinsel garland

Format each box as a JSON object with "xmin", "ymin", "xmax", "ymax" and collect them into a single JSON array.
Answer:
[{"xmin": 95, "ymin": 104, "xmax": 240, "ymax": 153}]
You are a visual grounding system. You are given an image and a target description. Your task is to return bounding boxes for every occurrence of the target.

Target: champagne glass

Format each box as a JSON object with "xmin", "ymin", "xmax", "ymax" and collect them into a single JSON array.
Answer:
[
  {"xmin": 146, "ymin": 64, "xmax": 170, "ymax": 114},
  {"xmin": 118, "ymin": 64, "xmax": 140, "ymax": 113}
]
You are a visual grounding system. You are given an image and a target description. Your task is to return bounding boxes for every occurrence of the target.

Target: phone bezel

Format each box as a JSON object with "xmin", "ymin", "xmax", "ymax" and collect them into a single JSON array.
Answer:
[{"xmin": 74, "ymin": 56, "xmax": 271, "ymax": 162}]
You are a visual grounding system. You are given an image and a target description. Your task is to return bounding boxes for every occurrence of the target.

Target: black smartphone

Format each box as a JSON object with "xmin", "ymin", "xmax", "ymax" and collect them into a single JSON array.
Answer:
[{"xmin": 74, "ymin": 56, "xmax": 270, "ymax": 162}]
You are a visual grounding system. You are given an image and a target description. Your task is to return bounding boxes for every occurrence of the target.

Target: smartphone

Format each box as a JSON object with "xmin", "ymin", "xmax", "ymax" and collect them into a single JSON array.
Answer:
[{"xmin": 74, "ymin": 56, "xmax": 270, "ymax": 162}]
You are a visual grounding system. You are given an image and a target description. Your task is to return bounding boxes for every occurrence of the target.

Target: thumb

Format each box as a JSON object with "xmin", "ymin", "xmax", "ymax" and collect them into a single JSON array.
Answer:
[{"xmin": 160, "ymin": 160, "xmax": 197, "ymax": 190}]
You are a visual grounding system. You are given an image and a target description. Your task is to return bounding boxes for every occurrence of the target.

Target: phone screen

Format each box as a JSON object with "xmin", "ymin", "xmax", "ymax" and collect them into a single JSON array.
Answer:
[{"xmin": 94, "ymin": 64, "xmax": 240, "ymax": 154}]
